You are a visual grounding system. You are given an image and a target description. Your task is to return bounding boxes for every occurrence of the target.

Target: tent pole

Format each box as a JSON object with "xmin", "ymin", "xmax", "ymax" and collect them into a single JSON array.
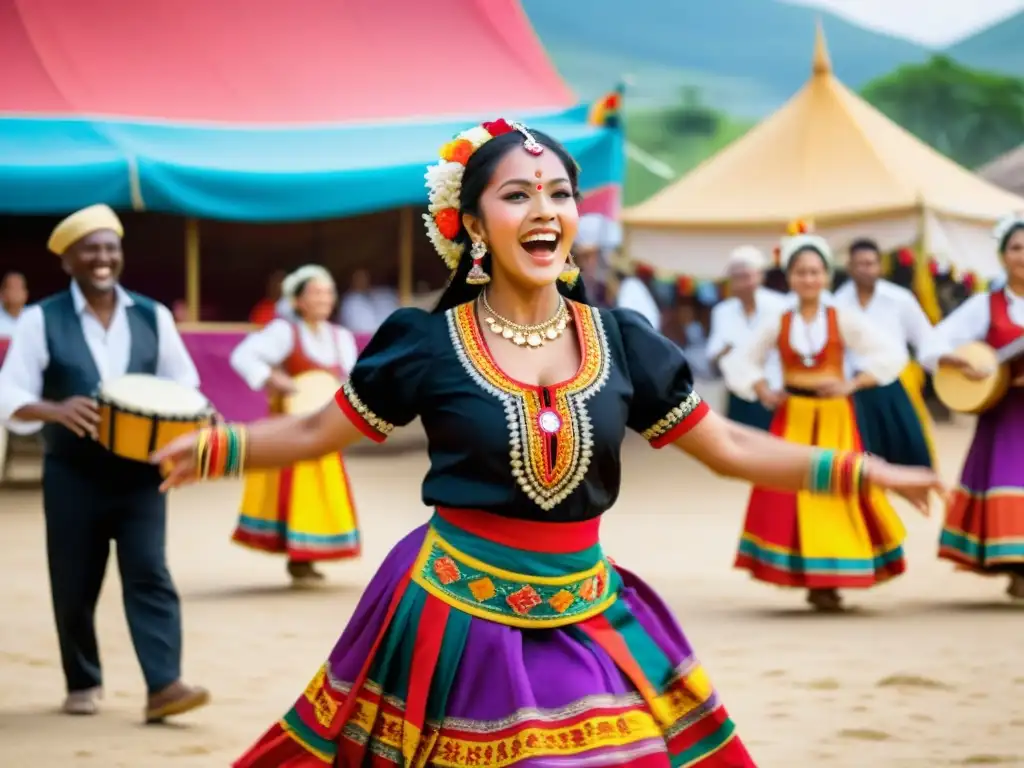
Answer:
[
  {"xmin": 185, "ymin": 218, "xmax": 201, "ymax": 322},
  {"xmin": 398, "ymin": 207, "xmax": 413, "ymax": 306}
]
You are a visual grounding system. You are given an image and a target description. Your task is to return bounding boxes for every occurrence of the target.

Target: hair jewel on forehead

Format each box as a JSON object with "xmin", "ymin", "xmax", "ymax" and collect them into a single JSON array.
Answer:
[
  {"xmin": 421, "ymin": 118, "xmax": 544, "ymax": 270},
  {"xmin": 510, "ymin": 121, "xmax": 544, "ymax": 155}
]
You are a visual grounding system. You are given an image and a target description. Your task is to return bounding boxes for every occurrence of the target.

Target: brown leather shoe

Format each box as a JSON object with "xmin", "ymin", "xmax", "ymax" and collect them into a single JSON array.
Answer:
[{"xmin": 144, "ymin": 680, "xmax": 210, "ymax": 723}]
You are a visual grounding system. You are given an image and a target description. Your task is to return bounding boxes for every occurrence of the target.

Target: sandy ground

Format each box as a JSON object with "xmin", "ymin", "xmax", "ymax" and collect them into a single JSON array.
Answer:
[{"xmin": 1, "ymin": 412, "xmax": 1022, "ymax": 767}]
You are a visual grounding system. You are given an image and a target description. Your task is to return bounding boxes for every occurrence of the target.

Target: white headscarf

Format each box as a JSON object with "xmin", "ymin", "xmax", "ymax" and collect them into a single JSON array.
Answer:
[
  {"xmin": 993, "ymin": 212, "xmax": 1024, "ymax": 250},
  {"xmin": 779, "ymin": 234, "xmax": 833, "ymax": 274},
  {"xmin": 281, "ymin": 264, "xmax": 335, "ymax": 306}
]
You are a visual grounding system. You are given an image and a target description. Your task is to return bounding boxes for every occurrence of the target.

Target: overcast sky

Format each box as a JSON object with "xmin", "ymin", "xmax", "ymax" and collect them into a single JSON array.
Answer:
[{"xmin": 790, "ymin": 0, "xmax": 1024, "ymax": 46}]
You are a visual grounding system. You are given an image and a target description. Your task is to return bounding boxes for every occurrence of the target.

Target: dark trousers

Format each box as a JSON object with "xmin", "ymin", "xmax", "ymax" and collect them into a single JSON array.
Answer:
[{"xmin": 42, "ymin": 455, "xmax": 182, "ymax": 694}]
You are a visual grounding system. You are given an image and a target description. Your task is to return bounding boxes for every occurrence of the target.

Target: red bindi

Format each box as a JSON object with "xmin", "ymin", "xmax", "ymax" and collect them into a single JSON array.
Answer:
[{"xmin": 536, "ymin": 184, "xmax": 543, "ymax": 190}]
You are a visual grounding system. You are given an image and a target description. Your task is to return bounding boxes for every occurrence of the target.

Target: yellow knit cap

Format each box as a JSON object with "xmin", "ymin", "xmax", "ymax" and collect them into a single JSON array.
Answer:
[{"xmin": 47, "ymin": 204, "xmax": 124, "ymax": 256}]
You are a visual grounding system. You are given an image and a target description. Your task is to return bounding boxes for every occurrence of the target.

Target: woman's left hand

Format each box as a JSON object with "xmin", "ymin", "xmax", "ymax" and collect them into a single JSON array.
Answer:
[{"xmin": 865, "ymin": 458, "xmax": 945, "ymax": 516}]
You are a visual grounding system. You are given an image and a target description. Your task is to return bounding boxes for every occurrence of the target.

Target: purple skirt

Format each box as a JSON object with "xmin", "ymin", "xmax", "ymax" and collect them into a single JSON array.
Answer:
[
  {"xmin": 235, "ymin": 509, "xmax": 755, "ymax": 767},
  {"xmin": 941, "ymin": 389, "xmax": 1024, "ymax": 571}
]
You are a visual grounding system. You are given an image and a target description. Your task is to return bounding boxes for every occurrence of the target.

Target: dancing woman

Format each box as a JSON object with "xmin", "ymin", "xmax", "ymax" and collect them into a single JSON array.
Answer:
[
  {"xmin": 155, "ymin": 121, "xmax": 938, "ymax": 766},
  {"xmin": 723, "ymin": 225, "xmax": 921, "ymax": 612},
  {"xmin": 229, "ymin": 265, "xmax": 361, "ymax": 583},
  {"xmin": 919, "ymin": 214, "xmax": 1024, "ymax": 600}
]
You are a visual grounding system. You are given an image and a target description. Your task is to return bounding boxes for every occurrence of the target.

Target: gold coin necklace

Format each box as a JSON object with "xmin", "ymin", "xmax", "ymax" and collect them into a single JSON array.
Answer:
[{"xmin": 479, "ymin": 292, "xmax": 570, "ymax": 348}]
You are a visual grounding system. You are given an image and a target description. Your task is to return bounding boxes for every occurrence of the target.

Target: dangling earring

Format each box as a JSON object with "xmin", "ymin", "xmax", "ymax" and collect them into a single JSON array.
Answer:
[
  {"xmin": 558, "ymin": 253, "xmax": 581, "ymax": 286},
  {"xmin": 466, "ymin": 240, "xmax": 491, "ymax": 285}
]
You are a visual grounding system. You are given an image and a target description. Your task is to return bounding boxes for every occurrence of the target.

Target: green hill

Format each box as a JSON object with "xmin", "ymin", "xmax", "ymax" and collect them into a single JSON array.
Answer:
[
  {"xmin": 945, "ymin": 11, "xmax": 1024, "ymax": 76},
  {"xmin": 522, "ymin": 0, "xmax": 930, "ymax": 116}
]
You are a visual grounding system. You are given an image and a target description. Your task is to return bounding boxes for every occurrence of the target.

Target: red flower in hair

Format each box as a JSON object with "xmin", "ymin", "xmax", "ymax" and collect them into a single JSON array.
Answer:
[
  {"xmin": 482, "ymin": 119, "xmax": 515, "ymax": 137},
  {"xmin": 897, "ymin": 248, "xmax": 914, "ymax": 267},
  {"xmin": 434, "ymin": 208, "xmax": 460, "ymax": 240}
]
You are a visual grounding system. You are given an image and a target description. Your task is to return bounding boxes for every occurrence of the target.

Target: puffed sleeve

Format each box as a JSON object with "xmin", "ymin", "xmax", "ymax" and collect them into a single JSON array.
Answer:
[
  {"xmin": 916, "ymin": 293, "xmax": 990, "ymax": 373},
  {"xmin": 612, "ymin": 308, "xmax": 709, "ymax": 448},
  {"xmin": 333, "ymin": 307, "xmax": 430, "ymax": 443}
]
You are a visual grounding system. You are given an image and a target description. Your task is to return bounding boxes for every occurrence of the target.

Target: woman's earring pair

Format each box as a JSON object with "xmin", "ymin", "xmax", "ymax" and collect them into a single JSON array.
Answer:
[
  {"xmin": 466, "ymin": 240, "xmax": 491, "ymax": 285},
  {"xmin": 558, "ymin": 253, "xmax": 581, "ymax": 286}
]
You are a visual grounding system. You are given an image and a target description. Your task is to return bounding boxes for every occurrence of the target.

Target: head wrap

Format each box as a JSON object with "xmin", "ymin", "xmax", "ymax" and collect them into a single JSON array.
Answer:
[
  {"xmin": 47, "ymin": 204, "xmax": 124, "ymax": 256},
  {"xmin": 725, "ymin": 245, "xmax": 766, "ymax": 274},
  {"xmin": 778, "ymin": 220, "xmax": 833, "ymax": 274},
  {"xmin": 993, "ymin": 212, "xmax": 1024, "ymax": 251},
  {"xmin": 576, "ymin": 213, "xmax": 623, "ymax": 251},
  {"xmin": 281, "ymin": 264, "xmax": 334, "ymax": 306}
]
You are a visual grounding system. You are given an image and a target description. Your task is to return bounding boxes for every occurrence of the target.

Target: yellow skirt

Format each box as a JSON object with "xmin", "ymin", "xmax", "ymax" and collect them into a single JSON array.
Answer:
[
  {"xmin": 232, "ymin": 452, "xmax": 360, "ymax": 562},
  {"xmin": 735, "ymin": 395, "xmax": 907, "ymax": 588}
]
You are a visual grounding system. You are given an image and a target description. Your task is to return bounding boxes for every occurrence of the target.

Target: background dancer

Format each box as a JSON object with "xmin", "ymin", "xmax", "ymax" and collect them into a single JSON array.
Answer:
[
  {"xmin": 155, "ymin": 120, "xmax": 939, "ymax": 767},
  {"xmin": 229, "ymin": 265, "xmax": 361, "ymax": 584},
  {"xmin": 0, "ymin": 205, "xmax": 208, "ymax": 720},
  {"xmin": 708, "ymin": 245, "xmax": 788, "ymax": 430},
  {"xmin": 920, "ymin": 213, "xmax": 1024, "ymax": 600},
  {"xmin": 834, "ymin": 238, "xmax": 936, "ymax": 467},
  {"xmin": 723, "ymin": 225, "xmax": 923, "ymax": 612}
]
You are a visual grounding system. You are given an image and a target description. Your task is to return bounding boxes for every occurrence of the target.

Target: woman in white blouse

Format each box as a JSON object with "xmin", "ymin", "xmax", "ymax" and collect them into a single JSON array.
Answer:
[
  {"xmin": 229, "ymin": 265, "xmax": 361, "ymax": 584},
  {"xmin": 918, "ymin": 214, "xmax": 1024, "ymax": 600},
  {"xmin": 722, "ymin": 227, "xmax": 919, "ymax": 612}
]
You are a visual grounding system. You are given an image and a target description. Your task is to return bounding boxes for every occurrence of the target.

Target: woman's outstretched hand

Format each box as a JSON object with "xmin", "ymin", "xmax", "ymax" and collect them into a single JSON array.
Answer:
[
  {"xmin": 151, "ymin": 432, "xmax": 201, "ymax": 493},
  {"xmin": 865, "ymin": 458, "xmax": 945, "ymax": 516}
]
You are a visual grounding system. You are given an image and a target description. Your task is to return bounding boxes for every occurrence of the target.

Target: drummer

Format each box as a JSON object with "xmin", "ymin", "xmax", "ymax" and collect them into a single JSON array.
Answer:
[
  {"xmin": 834, "ymin": 238, "xmax": 937, "ymax": 467},
  {"xmin": 919, "ymin": 213, "xmax": 1024, "ymax": 600},
  {"xmin": 708, "ymin": 245, "xmax": 788, "ymax": 430},
  {"xmin": 0, "ymin": 205, "xmax": 209, "ymax": 719},
  {"xmin": 229, "ymin": 264, "xmax": 362, "ymax": 584}
]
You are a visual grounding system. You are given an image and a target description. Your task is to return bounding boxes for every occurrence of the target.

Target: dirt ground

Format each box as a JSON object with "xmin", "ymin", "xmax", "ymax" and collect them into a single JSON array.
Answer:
[{"xmin": 0, "ymin": 415, "xmax": 1022, "ymax": 767}]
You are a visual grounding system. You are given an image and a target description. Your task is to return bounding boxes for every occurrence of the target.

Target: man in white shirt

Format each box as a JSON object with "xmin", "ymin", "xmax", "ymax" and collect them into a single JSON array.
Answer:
[
  {"xmin": 0, "ymin": 205, "xmax": 209, "ymax": 720},
  {"xmin": 834, "ymin": 238, "xmax": 936, "ymax": 467},
  {"xmin": 709, "ymin": 246, "xmax": 788, "ymax": 429},
  {"xmin": 0, "ymin": 271, "xmax": 28, "ymax": 336}
]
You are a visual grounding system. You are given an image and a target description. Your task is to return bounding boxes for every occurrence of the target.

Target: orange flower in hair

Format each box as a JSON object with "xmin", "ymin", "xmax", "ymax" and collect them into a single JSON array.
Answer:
[
  {"xmin": 786, "ymin": 218, "xmax": 814, "ymax": 236},
  {"xmin": 434, "ymin": 208, "xmax": 460, "ymax": 240},
  {"xmin": 440, "ymin": 139, "xmax": 474, "ymax": 166}
]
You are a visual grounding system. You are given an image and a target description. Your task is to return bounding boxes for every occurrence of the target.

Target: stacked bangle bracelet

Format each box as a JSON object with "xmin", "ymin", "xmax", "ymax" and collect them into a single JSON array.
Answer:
[
  {"xmin": 194, "ymin": 424, "xmax": 249, "ymax": 480},
  {"xmin": 806, "ymin": 448, "xmax": 869, "ymax": 496}
]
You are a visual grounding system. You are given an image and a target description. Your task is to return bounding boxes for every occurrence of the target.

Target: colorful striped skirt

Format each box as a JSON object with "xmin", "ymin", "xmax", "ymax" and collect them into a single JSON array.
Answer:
[
  {"xmin": 725, "ymin": 392, "xmax": 774, "ymax": 432},
  {"xmin": 940, "ymin": 389, "xmax": 1024, "ymax": 573},
  {"xmin": 852, "ymin": 363, "xmax": 936, "ymax": 469},
  {"xmin": 735, "ymin": 394, "xmax": 907, "ymax": 589},
  {"xmin": 235, "ymin": 508, "xmax": 755, "ymax": 767},
  {"xmin": 233, "ymin": 452, "xmax": 361, "ymax": 562}
]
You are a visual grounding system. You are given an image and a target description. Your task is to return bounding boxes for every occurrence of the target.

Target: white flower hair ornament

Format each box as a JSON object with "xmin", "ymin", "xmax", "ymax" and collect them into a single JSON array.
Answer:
[
  {"xmin": 282, "ymin": 264, "xmax": 335, "ymax": 305},
  {"xmin": 422, "ymin": 119, "xmax": 544, "ymax": 273},
  {"xmin": 993, "ymin": 212, "xmax": 1024, "ymax": 249}
]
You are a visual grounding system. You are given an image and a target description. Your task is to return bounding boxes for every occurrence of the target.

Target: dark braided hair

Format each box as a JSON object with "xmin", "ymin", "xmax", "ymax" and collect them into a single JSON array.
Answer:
[{"xmin": 432, "ymin": 130, "xmax": 590, "ymax": 314}]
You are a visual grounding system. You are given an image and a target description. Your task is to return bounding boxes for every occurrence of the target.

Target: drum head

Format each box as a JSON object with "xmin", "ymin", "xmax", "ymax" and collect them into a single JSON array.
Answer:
[
  {"xmin": 98, "ymin": 374, "xmax": 212, "ymax": 418},
  {"xmin": 284, "ymin": 370, "xmax": 341, "ymax": 416},
  {"xmin": 934, "ymin": 342, "xmax": 1001, "ymax": 413}
]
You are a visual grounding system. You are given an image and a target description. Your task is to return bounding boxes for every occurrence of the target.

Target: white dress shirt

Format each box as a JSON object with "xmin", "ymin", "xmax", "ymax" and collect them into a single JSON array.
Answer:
[
  {"xmin": 616, "ymin": 276, "xmax": 661, "ymax": 330},
  {"xmin": 917, "ymin": 289, "xmax": 1024, "ymax": 372},
  {"xmin": 230, "ymin": 318, "xmax": 358, "ymax": 391},
  {"xmin": 0, "ymin": 282, "xmax": 200, "ymax": 435},
  {"xmin": 834, "ymin": 279, "xmax": 933, "ymax": 375},
  {"xmin": 721, "ymin": 304, "xmax": 907, "ymax": 401},
  {"xmin": 0, "ymin": 307, "xmax": 20, "ymax": 337},
  {"xmin": 708, "ymin": 288, "xmax": 788, "ymax": 390}
]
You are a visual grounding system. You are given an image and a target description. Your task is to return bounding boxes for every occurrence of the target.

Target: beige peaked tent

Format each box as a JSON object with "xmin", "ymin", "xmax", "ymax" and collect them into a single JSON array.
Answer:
[
  {"xmin": 623, "ymin": 23, "xmax": 1024, "ymax": 279},
  {"xmin": 979, "ymin": 145, "xmax": 1024, "ymax": 197}
]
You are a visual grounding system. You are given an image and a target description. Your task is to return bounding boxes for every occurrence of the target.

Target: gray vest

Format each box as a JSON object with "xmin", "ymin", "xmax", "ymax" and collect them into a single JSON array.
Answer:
[{"xmin": 40, "ymin": 289, "xmax": 160, "ymax": 479}]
